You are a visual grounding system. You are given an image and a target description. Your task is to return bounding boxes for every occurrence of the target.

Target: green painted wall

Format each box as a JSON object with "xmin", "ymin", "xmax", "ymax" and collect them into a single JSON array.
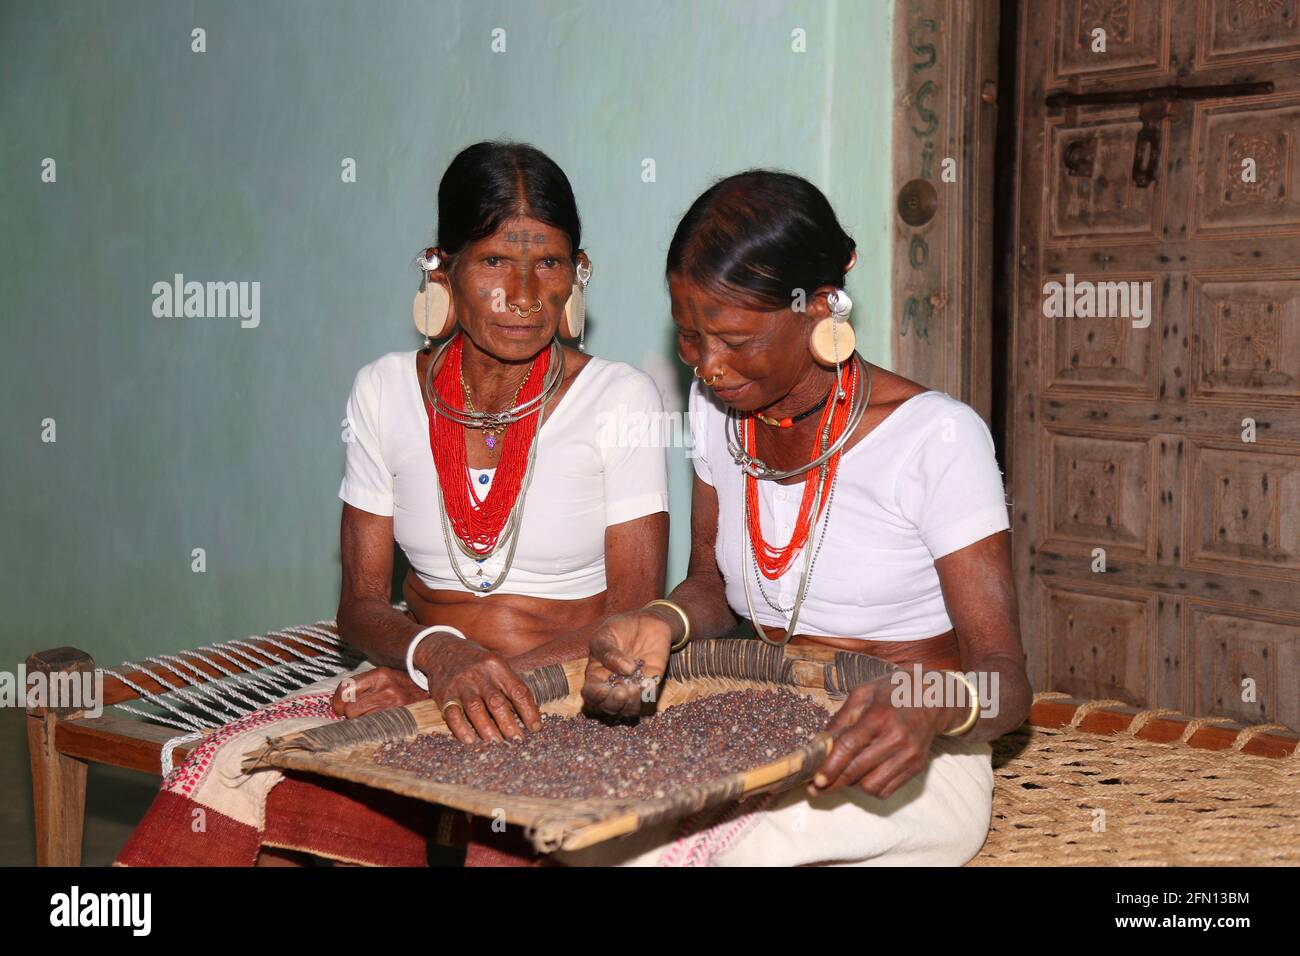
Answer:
[{"xmin": 1, "ymin": 0, "xmax": 893, "ymax": 663}]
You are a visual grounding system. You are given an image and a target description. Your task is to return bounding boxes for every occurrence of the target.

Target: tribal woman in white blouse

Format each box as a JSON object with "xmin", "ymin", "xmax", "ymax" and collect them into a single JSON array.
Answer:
[
  {"xmin": 286, "ymin": 142, "xmax": 669, "ymax": 866},
  {"xmin": 575, "ymin": 170, "xmax": 1032, "ymax": 867},
  {"xmin": 117, "ymin": 141, "xmax": 669, "ymax": 869},
  {"xmin": 330, "ymin": 142, "xmax": 669, "ymax": 752}
]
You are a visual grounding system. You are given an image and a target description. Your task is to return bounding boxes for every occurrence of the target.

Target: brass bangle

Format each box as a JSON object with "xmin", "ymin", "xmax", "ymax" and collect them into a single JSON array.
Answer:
[
  {"xmin": 644, "ymin": 599, "xmax": 691, "ymax": 652},
  {"xmin": 940, "ymin": 671, "xmax": 981, "ymax": 737}
]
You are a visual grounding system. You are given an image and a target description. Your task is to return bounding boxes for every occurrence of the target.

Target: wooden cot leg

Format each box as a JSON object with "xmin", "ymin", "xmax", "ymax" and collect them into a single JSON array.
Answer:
[{"xmin": 25, "ymin": 647, "xmax": 95, "ymax": 867}]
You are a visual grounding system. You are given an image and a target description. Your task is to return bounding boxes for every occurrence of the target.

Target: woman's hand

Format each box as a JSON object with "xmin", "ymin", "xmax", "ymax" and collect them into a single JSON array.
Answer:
[
  {"xmin": 808, "ymin": 676, "xmax": 961, "ymax": 800},
  {"xmin": 329, "ymin": 666, "xmax": 426, "ymax": 719},
  {"xmin": 413, "ymin": 634, "xmax": 543, "ymax": 744},
  {"xmin": 581, "ymin": 609, "xmax": 673, "ymax": 718}
]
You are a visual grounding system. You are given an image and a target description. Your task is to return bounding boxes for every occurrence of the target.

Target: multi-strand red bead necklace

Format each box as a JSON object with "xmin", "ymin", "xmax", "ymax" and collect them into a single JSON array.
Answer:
[
  {"xmin": 427, "ymin": 335, "xmax": 550, "ymax": 556},
  {"xmin": 744, "ymin": 360, "xmax": 858, "ymax": 579}
]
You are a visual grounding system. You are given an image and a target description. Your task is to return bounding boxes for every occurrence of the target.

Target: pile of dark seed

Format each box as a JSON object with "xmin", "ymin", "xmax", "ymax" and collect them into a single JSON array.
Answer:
[{"xmin": 373, "ymin": 689, "xmax": 831, "ymax": 801}]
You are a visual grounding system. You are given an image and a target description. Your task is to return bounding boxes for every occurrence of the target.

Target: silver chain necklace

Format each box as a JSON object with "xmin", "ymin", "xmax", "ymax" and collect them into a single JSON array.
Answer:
[
  {"xmin": 739, "ymin": 357, "xmax": 872, "ymax": 645},
  {"xmin": 435, "ymin": 423, "xmax": 543, "ymax": 594},
  {"xmin": 749, "ymin": 464, "xmax": 840, "ymax": 615}
]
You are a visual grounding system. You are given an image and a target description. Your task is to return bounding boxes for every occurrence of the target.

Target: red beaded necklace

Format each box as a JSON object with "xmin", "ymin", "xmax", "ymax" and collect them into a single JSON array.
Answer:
[
  {"xmin": 427, "ymin": 335, "xmax": 550, "ymax": 555},
  {"xmin": 745, "ymin": 361, "xmax": 857, "ymax": 579}
]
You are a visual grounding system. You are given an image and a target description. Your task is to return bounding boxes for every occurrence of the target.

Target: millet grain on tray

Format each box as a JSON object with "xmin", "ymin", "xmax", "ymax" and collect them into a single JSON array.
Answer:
[{"xmin": 373, "ymin": 688, "xmax": 831, "ymax": 801}]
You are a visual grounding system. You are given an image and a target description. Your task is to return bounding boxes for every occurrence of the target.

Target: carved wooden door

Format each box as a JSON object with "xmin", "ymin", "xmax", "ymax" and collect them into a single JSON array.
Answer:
[{"xmin": 1011, "ymin": 0, "xmax": 1300, "ymax": 726}]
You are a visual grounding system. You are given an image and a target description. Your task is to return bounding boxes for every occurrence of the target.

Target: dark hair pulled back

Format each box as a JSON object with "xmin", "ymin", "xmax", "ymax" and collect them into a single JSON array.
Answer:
[
  {"xmin": 433, "ymin": 141, "xmax": 581, "ymax": 260},
  {"xmin": 666, "ymin": 170, "xmax": 855, "ymax": 310}
]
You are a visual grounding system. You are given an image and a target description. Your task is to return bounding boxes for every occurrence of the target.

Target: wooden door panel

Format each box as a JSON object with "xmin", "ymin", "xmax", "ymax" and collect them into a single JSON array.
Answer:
[
  {"xmin": 1042, "ymin": 271, "xmax": 1161, "ymax": 396},
  {"xmin": 1195, "ymin": 0, "xmax": 1300, "ymax": 69},
  {"xmin": 1049, "ymin": 0, "xmax": 1172, "ymax": 82},
  {"xmin": 1188, "ymin": 602, "xmax": 1300, "ymax": 727},
  {"xmin": 1012, "ymin": 0, "xmax": 1300, "ymax": 725},
  {"xmin": 1043, "ymin": 430, "xmax": 1155, "ymax": 555},
  {"xmin": 1191, "ymin": 97, "xmax": 1300, "ymax": 237},
  {"xmin": 1185, "ymin": 442, "xmax": 1300, "ymax": 576},
  {"xmin": 1190, "ymin": 271, "xmax": 1300, "ymax": 403},
  {"xmin": 1043, "ymin": 579, "xmax": 1154, "ymax": 705},
  {"xmin": 889, "ymin": 0, "xmax": 999, "ymax": 421},
  {"xmin": 1047, "ymin": 116, "xmax": 1166, "ymax": 241}
]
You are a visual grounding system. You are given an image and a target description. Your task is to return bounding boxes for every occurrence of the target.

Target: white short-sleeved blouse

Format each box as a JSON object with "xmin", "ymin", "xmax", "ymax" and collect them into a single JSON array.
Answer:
[
  {"xmin": 689, "ymin": 379, "xmax": 1010, "ymax": 641},
  {"xmin": 339, "ymin": 350, "xmax": 669, "ymax": 600}
]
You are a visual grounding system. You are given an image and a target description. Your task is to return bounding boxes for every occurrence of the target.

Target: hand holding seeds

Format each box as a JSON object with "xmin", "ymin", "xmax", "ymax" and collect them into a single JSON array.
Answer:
[
  {"xmin": 581, "ymin": 610, "xmax": 671, "ymax": 719},
  {"xmin": 413, "ymin": 633, "xmax": 543, "ymax": 744},
  {"xmin": 329, "ymin": 666, "xmax": 427, "ymax": 719},
  {"xmin": 808, "ymin": 675, "xmax": 954, "ymax": 800}
]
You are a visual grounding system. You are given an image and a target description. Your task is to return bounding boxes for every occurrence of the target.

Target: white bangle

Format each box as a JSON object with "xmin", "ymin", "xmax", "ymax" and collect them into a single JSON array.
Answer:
[{"xmin": 404, "ymin": 625, "xmax": 467, "ymax": 691}]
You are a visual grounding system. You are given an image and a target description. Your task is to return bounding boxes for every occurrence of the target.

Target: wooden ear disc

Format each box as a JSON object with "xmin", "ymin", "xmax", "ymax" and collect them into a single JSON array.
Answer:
[
  {"xmin": 414, "ymin": 280, "xmax": 453, "ymax": 339},
  {"xmin": 809, "ymin": 317, "xmax": 855, "ymax": 366}
]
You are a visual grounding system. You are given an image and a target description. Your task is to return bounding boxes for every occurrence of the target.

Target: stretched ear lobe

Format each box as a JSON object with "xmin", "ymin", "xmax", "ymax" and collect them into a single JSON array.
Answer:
[
  {"xmin": 809, "ymin": 315, "xmax": 856, "ymax": 366},
  {"xmin": 845, "ymin": 250, "xmax": 858, "ymax": 273},
  {"xmin": 804, "ymin": 285, "xmax": 839, "ymax": 318},
  {"xmin": 809, "ymin": 287, "xmax": 855, "ymax": 366},
  {"xmin": 413, "ymin": 270, "xmax": 454, "ymax": 339},
  {"xmin": 561, "ymin": 257, "xmax": 592, "ymax": 343}
]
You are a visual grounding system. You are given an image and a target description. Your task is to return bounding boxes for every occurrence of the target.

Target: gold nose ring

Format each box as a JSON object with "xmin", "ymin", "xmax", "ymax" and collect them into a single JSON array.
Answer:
[
  {"xmin": 693, "ymin": 367, "xmax": 721, "ymax": 387},
  {"xmin": 509, "ymin": 301, "xmax": 542, "ymax": 316}
]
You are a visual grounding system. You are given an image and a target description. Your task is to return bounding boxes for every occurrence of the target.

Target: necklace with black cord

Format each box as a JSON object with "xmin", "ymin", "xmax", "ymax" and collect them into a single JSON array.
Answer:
[{"xmin": 753, "ymin": 392, "xmax": 829, "ymax": 428}]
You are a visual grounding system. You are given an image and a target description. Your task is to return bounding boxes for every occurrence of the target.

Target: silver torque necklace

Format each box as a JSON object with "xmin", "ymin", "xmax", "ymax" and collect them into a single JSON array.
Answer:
[
  {"xmin": 726, "ymin": 355, "xmax": 871, "ymax": 481},
  {"xmin": 423, "ymin": 335, "xmax": 565, "ymax": 431},
  {"xmin": 738, "ymin": 359, "xmax": 873, "ymax": 645},
  {"xmin": 424, "ymin": 335, "xmax": 562, "ymax": 594}
]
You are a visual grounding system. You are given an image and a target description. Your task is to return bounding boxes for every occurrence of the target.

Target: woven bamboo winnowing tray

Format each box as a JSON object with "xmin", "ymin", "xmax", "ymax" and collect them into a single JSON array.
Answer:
[{"xmin": 242, "ymin": 639, "xmax": 896, "ymax": 852}]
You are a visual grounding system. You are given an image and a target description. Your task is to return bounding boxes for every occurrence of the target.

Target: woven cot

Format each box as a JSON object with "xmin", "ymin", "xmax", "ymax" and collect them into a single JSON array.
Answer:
[
  {"xmin": 25, "ymin": 616, "xmax": 367, "ymax": 866},
  {"xmin": 973, "ymin": 695, "xmax": 1300, "ymax": 866},
  {"xmin": 245, "ymin": 639, "xmax": 895, "ymax": 852}
]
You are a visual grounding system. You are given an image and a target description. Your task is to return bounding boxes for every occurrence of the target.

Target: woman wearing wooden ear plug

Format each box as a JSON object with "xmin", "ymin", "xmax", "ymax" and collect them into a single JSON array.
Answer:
[
  {"xmin": 571, "ymin": 170, "xmax": 1031, "ymax": 867},
  {"xmin": 115, "ymin": 142, "xmax": 669, "ymax": 868}
]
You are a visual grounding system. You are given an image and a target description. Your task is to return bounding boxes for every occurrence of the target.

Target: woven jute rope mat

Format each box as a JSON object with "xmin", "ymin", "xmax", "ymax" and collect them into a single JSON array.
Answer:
[{"xmin": 969, "ymin": 693, "xmax": 1300, "ymax": 866}]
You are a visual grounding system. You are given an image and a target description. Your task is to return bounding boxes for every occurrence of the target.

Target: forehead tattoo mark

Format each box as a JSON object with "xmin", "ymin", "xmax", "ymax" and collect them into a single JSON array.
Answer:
[
  {"xmin": 503, "ymin": 231, "xmax": 551, "ymax": 256},
  {"xmin": 682, "ymin": 295, "xmax": 723, "ymax": 326},
  {"xmin": 505, "ymin": 230, "xmax": 547, "ymax": 255},
  {"xmin": 504, "ymin": 231, "xmax": 530, "ymax": 262}
]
